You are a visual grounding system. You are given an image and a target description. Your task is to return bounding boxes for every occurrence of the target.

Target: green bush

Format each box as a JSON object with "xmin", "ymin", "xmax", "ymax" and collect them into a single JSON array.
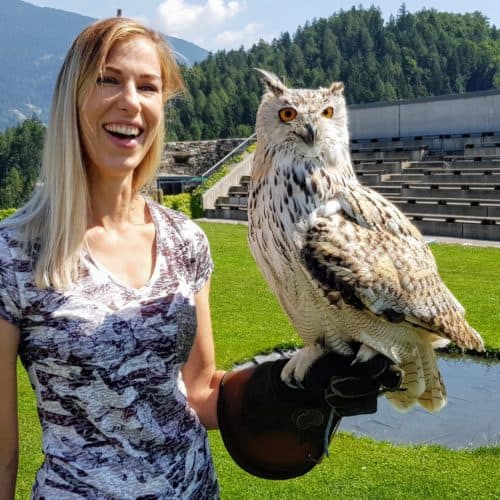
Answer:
[
  {"xmin": 0, "ymin": 208, "xmax": 17, "ymax": 221},
  {"xmin": 162, "ymin": 193, "xmax": 193, "ymax": 218}
]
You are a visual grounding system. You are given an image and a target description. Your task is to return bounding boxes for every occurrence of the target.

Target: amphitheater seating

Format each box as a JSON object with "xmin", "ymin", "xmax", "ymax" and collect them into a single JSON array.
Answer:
[{"xmin": 209, "ymin": 132, "xmax": 500, "ymax": 240}]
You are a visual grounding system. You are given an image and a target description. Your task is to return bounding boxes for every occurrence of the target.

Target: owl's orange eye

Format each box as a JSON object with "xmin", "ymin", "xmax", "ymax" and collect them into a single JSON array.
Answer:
[
  {"xmin": 322, "ymin": 106, "xmax": 334, "ymax": 118},
  {"xmin": 279, "ymin": 107, "xmax": 297, "ymax": 122}
]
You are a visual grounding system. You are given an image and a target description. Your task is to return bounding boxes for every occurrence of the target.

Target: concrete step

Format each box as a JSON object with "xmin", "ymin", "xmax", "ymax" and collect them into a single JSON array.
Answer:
[
  {"xmin": 207, "ymin": 207, "xmax": 248, "ymax": 221},
  {"xmin": 215, "ymin": 196, "xmax": 248, "ymax": 206},
  {"xmin": 400, "ymin": 187, "xmax": 500, "ymax": 200},
  {"xmin": 371, "ymin": 185, "xmax": 402, "ymax": 195},
  {"xmin": 406, "ymin": 166, "xmax": 500, "ymax": 175},
  {"xmin": 384, "ymin": 174, "xmax": 424, "ymax": 182},
  {"xmin": 228, "ymin": 185, "xmax": 248, "ymax": 196},
  {"xmin": 354, "ymin": 162, "xmax": 403, "ymax": 173},
  {"xmin": 356, "ymin": 173, "xmax": 381, "ymax": 185},
  {"xmin": 393, "ymin": 201, "xmax": 500, "ymax": 218},
  {"xmin": 411, "ymin": 218, "xmax": 500, "ymax": 240},
  {"xmin": 387, "ymin": 173, "xmax": 500, "ymax": 183}
]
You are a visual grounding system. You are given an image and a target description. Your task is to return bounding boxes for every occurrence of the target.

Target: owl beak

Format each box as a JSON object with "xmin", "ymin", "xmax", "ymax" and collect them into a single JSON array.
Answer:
[{"xmin": 298, "ymin": 123, "xmax": 317, "ymax": 146}]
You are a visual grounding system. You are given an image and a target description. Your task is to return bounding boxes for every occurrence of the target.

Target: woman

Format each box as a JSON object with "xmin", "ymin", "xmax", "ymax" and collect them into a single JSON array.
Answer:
[
  {"xmin": 0, "ymin": 16, "xmax": 398, "ymax": 499},
  {"xmin": 0, "ymin": 17, "xmax": 223, "ymax": 498}
]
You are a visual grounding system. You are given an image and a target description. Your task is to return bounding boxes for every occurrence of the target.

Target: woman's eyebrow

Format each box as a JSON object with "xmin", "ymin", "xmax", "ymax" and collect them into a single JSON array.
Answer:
[{"xmin": 103, "ymin": 65, "xmax": 161, "ymax": 80}]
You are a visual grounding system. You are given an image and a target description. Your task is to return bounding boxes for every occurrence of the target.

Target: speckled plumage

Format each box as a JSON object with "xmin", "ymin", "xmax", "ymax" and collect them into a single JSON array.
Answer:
[{"xmin": 248, "ymin": 70, "xmax": 484, "ymax": 412}]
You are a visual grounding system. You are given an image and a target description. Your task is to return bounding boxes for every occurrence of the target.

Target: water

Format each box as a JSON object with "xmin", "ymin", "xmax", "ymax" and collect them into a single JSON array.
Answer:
[
  {"xmin": 339, "ymin": 354, "xmax": 500, "ymax": 449},
  {"xmin": 243, "ymin": 352, "xmax": 500, "ymax": 449}
]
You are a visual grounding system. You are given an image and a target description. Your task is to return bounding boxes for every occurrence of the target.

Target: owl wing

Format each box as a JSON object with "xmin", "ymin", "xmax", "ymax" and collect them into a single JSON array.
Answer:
[{"xmin": 296, "ymin": 184, "xmax": 483, "ymax": 351}]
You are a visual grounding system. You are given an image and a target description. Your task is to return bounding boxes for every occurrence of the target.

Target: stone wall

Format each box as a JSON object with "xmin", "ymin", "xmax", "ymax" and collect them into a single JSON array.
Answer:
[{"xmin": 160, "ymin": 138, "xmax": 246, "ymax": 176}]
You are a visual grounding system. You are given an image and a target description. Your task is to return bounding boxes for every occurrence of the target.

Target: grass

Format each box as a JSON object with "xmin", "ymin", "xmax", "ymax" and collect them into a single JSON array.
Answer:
[
  {"xmin": 427, "ymin": 243, "xmax": 500, "ymax": 351},
  {"xmin": 210, "ymin": 433, "xmax": 500, "ymax": 499},
  {"xmin": 15, "ymin": 222, "xmax": 500, "ymax": 499}
]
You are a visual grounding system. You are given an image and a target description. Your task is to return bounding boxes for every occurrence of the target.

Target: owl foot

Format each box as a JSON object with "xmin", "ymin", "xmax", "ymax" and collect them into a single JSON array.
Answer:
[
  {"xmin": 281, "ymin": 344, "xmax": 326, "ymax": 387},
  {"xmin": 351, "ymin": 343, "xmax": 379, "ymax": 365}
]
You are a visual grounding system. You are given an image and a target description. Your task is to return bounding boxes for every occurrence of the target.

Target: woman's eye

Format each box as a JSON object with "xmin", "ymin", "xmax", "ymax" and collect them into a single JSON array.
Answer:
[
  {"xmin": 96, "ymin": 76, "xmax": 118, "ymax": 85},
  {"xmin": 140, "ymin": 84, "xmax": 158, "ymax": 93}
]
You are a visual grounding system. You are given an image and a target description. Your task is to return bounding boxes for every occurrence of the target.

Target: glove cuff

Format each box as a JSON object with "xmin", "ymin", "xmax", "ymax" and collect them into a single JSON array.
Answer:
[{"xmin": 217, "ymin": 365, "xmax": 340, "ymax": 479}]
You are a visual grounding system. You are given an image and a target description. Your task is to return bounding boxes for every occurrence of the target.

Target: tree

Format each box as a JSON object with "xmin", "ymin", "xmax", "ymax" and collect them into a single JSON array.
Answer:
[
  {"xmin": 165, "ymin": 6, "xmax": 500, "ymax": 139},
  {"xmin": 0, "ymin": 117, "xmax": 45, "ymax": 208}
]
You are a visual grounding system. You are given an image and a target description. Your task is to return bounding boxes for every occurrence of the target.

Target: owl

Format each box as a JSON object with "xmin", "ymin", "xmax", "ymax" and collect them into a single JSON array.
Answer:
[{"xmin": 247, "ymin": 69, "xmax": 485, "ymax": 412}]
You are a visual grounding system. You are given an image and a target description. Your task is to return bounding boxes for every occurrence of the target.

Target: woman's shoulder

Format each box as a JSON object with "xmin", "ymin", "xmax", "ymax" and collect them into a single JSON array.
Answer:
[
  {"xmin": 146, "ymin": 198, "xmax": 207, "ymax": 241},
  {"xmin": 0, "ymin": 224, "xmax": 23, "ymax": 254}
]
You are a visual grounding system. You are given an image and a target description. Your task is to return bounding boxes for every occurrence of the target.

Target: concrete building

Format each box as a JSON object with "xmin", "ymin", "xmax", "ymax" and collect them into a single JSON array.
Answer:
[{"xmin": 348, "ymin": 89, "xmax": 500, "ymax": 140}]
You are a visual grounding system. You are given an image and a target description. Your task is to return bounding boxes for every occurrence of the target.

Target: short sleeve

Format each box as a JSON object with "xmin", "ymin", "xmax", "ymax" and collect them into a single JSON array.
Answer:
[
  {"xmin": 0, "ymin": 233, "xmax": 23, "ymax": 327},
  {"xmin": 190, "ymin": 222, "xmax": 214, "ymax": 294}
]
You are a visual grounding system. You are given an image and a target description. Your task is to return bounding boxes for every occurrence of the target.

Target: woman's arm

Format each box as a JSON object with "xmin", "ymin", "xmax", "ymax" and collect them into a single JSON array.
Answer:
[
  {"xmin": 181, "ymin": 280, "xmax": 225, "ymax": 430},
  {"xmin": 0, "ymin": 318, "xmax": 20, "ymax": 500}
]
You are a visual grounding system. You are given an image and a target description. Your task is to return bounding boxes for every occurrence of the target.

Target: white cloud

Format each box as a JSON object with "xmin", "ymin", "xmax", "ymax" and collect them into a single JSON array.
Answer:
[
  {"xmin": 215, "ymin": 22, "xmax": 266, "ymax": 48},
  {"xmin": 157, "ymin": 0, "xmax": 246, "ymax": 45}
]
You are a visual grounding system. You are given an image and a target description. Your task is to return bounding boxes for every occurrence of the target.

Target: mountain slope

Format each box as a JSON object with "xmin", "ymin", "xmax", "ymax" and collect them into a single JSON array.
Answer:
[{"xmin": 0, "ymin": 0, "xmax": 208, "ymax": 129}]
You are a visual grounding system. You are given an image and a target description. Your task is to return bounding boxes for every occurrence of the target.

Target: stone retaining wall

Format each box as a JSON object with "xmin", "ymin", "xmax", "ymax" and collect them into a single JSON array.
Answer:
[{"xmin": 160, "ymin": 138, "xmax": 246, "ymax": 176}]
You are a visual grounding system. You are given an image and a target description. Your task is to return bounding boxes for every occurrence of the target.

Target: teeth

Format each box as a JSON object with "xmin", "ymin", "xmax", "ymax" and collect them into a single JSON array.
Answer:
[{"xmin": 104, "ymin": 124, "xmax": 141, "ymax": 137}]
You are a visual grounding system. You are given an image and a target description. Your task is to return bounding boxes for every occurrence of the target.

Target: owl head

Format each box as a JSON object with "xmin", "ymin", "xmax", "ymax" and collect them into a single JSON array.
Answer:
[{"xmin": 254, "ymin": 69, "xmax": 349, "ymax": 158}]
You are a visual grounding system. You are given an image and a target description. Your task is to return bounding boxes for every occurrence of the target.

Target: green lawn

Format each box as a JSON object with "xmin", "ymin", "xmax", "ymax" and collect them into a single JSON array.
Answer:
[{"xmin": 15, "ymin": 222, "xmax": 500, "ymax": 499}]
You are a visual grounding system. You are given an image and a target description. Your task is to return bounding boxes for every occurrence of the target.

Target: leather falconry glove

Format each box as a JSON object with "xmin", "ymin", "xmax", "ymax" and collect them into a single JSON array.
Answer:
[{"xmin": 217, "ymin": 345, "xmax": 402, "ymax": 480}]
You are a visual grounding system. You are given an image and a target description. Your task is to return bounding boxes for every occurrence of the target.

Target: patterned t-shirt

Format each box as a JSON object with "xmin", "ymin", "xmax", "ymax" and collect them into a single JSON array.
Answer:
[{"xmin": 0, "ymin": 199, "xmax": 219, "ymax": 499}]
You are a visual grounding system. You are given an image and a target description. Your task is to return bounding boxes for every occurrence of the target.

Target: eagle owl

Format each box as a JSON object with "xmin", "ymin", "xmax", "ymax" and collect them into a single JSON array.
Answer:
[{"xmin": 247, "ymin": 69, "xmax": 484, "ymax": 412}]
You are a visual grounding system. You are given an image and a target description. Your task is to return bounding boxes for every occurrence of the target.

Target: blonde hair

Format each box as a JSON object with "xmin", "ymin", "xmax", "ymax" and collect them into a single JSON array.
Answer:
[{"xmin": 2, "ymin": 17, "xmax": 184, "ymax": 290}]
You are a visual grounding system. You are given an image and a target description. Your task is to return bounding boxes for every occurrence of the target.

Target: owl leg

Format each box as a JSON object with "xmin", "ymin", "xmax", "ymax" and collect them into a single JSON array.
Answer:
[{"xmin": 280, "ymin": 344, "xmax": 326, "ymax": 387}]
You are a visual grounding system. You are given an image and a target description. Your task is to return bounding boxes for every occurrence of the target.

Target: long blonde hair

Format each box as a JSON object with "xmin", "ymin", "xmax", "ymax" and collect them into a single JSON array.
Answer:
[{"xmin": 2, "ymin": 17, "xmax": 184, "ymax": 290}]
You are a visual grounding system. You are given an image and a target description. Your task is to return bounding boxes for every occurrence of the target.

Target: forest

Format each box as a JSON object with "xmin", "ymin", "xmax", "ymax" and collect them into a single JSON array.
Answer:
[
  {"xmin": 1, "ymin": 6, "xmax": 500, "ymax": 208},
  {"xmin": 166, "ymin": 6, "xmax": 500, "ymax": 140},
  {"xmin": 0, "ymin": 117, "xmax": 44, "ymax": 209}
]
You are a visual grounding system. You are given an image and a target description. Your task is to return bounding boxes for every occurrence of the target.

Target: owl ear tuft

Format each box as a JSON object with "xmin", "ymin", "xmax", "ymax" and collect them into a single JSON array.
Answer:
[
  {"xmin": 254, "ymin": 68, "xmax": 286, "ymax": 96},
  {"xmin": 329, "ymin": 81, "xmax": 344, "ymax": 95}
]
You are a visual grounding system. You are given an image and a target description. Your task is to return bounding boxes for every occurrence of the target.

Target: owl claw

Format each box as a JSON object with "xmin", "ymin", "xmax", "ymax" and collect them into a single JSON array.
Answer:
[
  {"xmin": 280, "ymin": 344, "xmax": 326, "ymax": 386},
  {"xmin": 350, "ymin": 343, "xmax": 379, "ymax": 365}
]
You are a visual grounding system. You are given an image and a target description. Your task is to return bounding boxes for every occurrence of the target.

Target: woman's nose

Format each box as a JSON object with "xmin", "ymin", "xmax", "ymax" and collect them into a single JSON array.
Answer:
[{"xmin": 118, "ymin": 82, "xmax": 141, "ymax": 113}]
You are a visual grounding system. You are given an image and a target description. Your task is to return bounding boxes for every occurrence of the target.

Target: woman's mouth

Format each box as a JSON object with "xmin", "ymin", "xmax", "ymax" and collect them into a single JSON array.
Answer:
[{"xmin": 103, "ymin": 123, "xmax": 143, "ymax": 139}]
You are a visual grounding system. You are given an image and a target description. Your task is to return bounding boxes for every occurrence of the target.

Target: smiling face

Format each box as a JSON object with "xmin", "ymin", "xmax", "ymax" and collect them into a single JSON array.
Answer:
[{"xmin": 79, "ymin": 35, "xmax": 163, "ymax": 184}]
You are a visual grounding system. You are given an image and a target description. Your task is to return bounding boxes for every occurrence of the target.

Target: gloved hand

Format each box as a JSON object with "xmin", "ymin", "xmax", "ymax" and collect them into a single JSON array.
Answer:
[
  {"xmin": 301, "ymin": 347, "xmax": 403, "ymax": 416},
  {"xmin": 217, "ymin": 345, "xmax": 403, "ymax": 479},
  {"xmin": 241, "ymin": 346, "xmax": 403, "ymax": 433}
]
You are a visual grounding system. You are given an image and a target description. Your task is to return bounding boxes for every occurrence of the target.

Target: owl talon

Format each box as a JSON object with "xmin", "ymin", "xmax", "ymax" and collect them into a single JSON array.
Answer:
[{"xmin": 280, "ymin": 344, "xmax": 327, "ymax": 387}]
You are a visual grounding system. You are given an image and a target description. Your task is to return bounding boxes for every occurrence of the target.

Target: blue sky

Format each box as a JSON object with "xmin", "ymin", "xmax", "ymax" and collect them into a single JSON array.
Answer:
[{"xmin": 27, "ymin": 1, "xmax": 500, "ymax": 51}]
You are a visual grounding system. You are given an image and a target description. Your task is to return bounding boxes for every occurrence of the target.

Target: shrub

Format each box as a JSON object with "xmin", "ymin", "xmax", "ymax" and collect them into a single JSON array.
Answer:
[
  {"xmin": 162, "ymin": 193, "xmax": 193, "ymax": 218},
  {"xmin": 0, "ymin": 208, "xmax": 17, "ymax": 221}
]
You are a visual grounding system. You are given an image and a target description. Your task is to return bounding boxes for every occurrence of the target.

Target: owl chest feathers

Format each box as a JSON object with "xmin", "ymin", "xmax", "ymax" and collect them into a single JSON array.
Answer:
[
  {"xmin": 248, "ymin": 146, "xmax": 354, "ymax": 257},
  {"xmin": 248, "ymin": 149, "xmax": 361, "ymax": 344}
]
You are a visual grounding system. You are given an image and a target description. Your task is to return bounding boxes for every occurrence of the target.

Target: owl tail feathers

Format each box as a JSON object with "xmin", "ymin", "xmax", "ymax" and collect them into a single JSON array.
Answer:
[
  {"xmin": 455, "ymin": 323, "xmax": 485, "ymax": 352},
  {"xmin": 386, "ymin": 343, "xmax": 447, "ymax": 413}
]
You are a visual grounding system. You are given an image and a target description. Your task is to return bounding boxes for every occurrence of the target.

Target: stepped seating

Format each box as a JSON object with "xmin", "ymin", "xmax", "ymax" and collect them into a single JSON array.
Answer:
[
  {"xmin": 354, "ymin": 161, "xmax": 403, "ymax": 173},
  {"xmin": 209, "ymin": 134, "xmax": 500, "ymax": 240},
  {"xmin": 390, "ymin": 197, "xmax": 500, "ymax": 218},
  {"xmin": 404, "ymin": 213, "xmax": 500, "ymax": 240},
  {"xmin": 399, "ymin": 182, "xmax": 500, "ymax": 200},
  {"xmin": 211, "ymin": 177, "xmax": 249, "ymax": 220}
]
